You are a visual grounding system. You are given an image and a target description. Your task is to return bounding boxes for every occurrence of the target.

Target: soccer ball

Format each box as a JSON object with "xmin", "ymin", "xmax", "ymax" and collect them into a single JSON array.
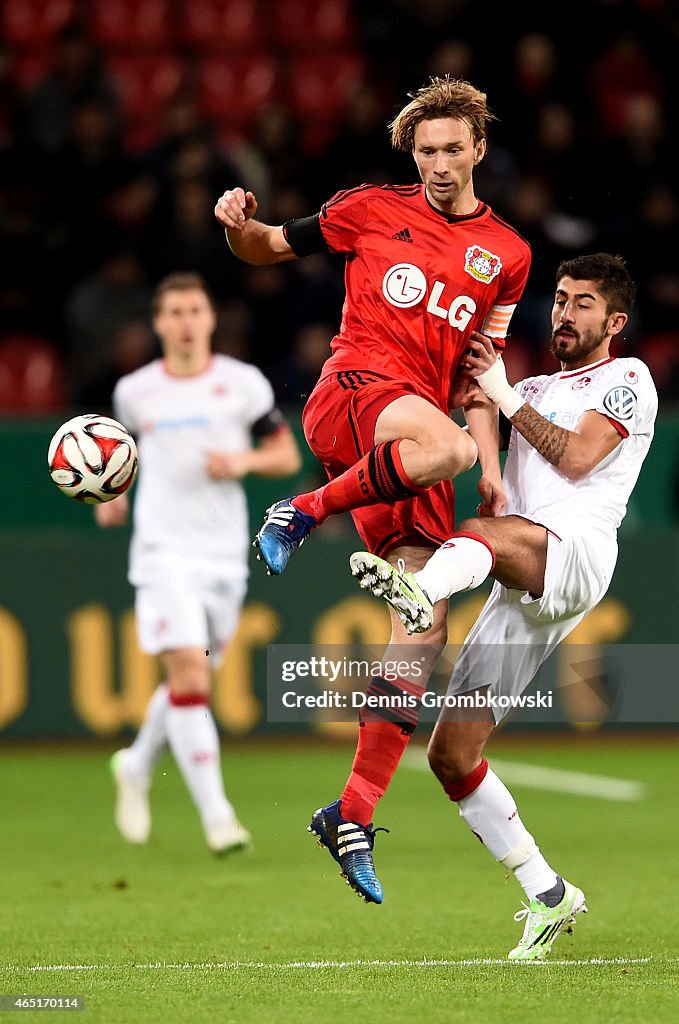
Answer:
[{"xmin": 48, "ymin": 414, "xmax": 138, "ymax": 504}]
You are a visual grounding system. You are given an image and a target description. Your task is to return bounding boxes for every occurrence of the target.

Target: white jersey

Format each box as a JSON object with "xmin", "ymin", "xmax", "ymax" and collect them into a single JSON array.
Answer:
[
  {"xmin": 113, "ymin": 354, "xmax": 276, "ymax": 584},
  {"xmin": 504, "ymin": 355, "xmax": 657, "ymax": 542},
  {"xmin": 449, "ymin": 355, "xmax": 657, "ymax": 720}
]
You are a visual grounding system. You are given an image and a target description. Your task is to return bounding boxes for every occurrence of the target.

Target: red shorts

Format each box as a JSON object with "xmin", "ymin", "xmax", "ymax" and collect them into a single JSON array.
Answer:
[{"xmin": 302, "ymin": 371, "xmax": 456, "ymax": 558}]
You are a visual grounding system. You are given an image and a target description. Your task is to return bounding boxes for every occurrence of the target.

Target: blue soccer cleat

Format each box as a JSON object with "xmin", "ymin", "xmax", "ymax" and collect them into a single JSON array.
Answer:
[
  {"xmin": 308, "ymin": 799, "xmax": 388, "ymax": 904},
  {"xmin": 253, "ymin": 498, "xmax": 316, "ymax": 575}
]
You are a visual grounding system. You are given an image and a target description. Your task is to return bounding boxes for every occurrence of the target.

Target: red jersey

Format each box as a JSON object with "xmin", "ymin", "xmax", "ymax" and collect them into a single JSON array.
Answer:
[{"xmin": 315, "ymin": 183, "xmax": 531, "ymax": 412}]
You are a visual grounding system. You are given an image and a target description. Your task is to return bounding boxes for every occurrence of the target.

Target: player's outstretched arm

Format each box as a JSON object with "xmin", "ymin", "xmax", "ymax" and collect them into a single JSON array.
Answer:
[
  {"xmin": 463, "ymin": 392, "xmax": 506, "ymax": 516},
  {"xmin": 94, "ymin": 493, "xmax": 129, "ymax": 527},
  {"xmin": 509, "ymin": 404, "xmax": 622, "ymax": 480},
  {"xmin": 205, "ymin": 427, "xmax": 302, "ymax": 481},
  {"xmin": 214, "ymin": 187, "xmax": 297, "ymax": 266},
  {"xmin": 466, "ymin": 333, "xmax": 623, "ymax": 480}
]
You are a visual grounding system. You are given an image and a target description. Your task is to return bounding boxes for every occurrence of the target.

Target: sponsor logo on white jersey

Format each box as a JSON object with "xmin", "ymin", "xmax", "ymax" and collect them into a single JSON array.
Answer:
[
  {"xmin": 464, "ymin": 245, "xmax": 502, "ymax": 284},
  {"xmin": 381, "ymin": 263, "xmax": 477, "ymax": 328},
  {"xmin": 572, "ymin": 376, "xmax": 592, "ymax": 390},
  {"xmin": 603, "ymin": 385, "xmax": 637, "ymax": 420}
]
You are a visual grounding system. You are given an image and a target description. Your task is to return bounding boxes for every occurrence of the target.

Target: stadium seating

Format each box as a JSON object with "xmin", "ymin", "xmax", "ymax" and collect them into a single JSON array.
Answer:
[
  {"xmin": 105, "ymin": 51, "xmax": 187, "ymax": 151},
  {"xmin": 286, "ymin": 52, "xmax": 366, "ymax": 122},
  {"xmin": 105, "ymin": 53, "xmax": 185, "ymax": 122},
  {"xmin": 638, "ymin": 331, "xmax": 679, "ymax": 395},
  {"xmin": 181, "ymin": 0, "xmax": 267, "ymax": 51},
  {"xmin": 0, "ymin": 334, "xmax": 67, "ymax": 414},
  {"xmin": 272, "ymin": 0, "xmax": 358, "ymax": 52},
  {"xmin": 89, "ymin": 0, "xmax": 173, "ymax": 49},
  {"xmin": 501, "ymin": 337, "xmax": 533, "ymax": 387},
  {"xmin": 3, "ymin": 0, "xmax": 366, "ymax": 154},
  {"xmin": 195, "ymin": 52, "xmax": 279, "ymax": 129},
  {"xmin": 11, "ymin": 50, "xmax": 53, "ymax": 92},
  {"xmin": 0, "ymin": 0, "xmax": 77, "ymax": 47}
]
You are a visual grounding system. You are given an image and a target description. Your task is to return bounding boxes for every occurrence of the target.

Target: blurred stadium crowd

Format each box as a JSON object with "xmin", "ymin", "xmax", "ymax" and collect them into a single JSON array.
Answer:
[{"xmin": 1, "ymin": 0, "xmax": 678, "ymax": 413}]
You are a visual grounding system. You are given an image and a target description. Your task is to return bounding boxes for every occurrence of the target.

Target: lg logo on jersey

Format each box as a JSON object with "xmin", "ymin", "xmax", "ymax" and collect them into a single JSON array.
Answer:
[{"xmin": 382, "ymin": 263, "xmax": 477, "ymax": 329}]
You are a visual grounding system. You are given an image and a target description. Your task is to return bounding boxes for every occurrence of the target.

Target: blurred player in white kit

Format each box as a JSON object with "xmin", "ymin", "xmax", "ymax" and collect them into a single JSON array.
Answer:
[
  {"xmin": 96, "ymin": 272, "xmax": 301, "ymax": 853},
  {"xmin": 351, "ymin": 253, "xmax": 657, "ymax": 958}
]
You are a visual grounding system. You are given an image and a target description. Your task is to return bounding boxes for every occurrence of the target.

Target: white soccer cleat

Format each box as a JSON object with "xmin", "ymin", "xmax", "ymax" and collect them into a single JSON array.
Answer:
[
  {"xmin": 205, "ymin": 817, "xmax": 252, "ymax": 856},
  {"xmin": 110, "ymin": 749, "xmax": 151, "ymax": 844},
  {"xmin": 508, "ymin": 878, "xmax": 588, "ymax": 961},
  {"xmin": 349, "ymin": 551, "xmax": 434, "ymax": 633}
]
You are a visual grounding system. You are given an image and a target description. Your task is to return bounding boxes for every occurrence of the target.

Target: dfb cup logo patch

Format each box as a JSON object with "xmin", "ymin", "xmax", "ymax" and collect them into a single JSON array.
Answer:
[
  {"xmin": 464, "ymin": 246, "xmax": 502, "ymax": 284},
  {"xmin": 603, "ymin": 385, "xmax": 637, "ymax": 420},
  {"xmin": 382, "ymin": 263, "xmax": 427, "ymax": 308}
]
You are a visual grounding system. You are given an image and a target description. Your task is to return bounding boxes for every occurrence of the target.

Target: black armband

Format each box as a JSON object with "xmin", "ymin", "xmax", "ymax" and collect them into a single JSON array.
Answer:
[
  {"xmin": 251, "ymin": 407, "xmax": 288, "ymax": 439},
  {"xmin": 499, "ymin": 411, "xmax": 513, "ymax": 451},
  {"xmin": 282, "ymin": 213, "xmax": 326, "ymax": 257}
]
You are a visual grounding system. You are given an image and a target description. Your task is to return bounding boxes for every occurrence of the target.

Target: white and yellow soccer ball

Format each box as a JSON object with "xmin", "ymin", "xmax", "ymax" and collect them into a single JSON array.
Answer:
[{"xmin": 48, "ymin": 414, "xmax": 138, "ymax": 504}]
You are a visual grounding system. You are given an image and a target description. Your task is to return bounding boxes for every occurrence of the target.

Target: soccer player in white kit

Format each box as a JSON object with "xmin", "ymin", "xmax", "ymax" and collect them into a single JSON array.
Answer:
[
  {"xmin": 95, "ymin": 272, "xmax": 301, "ymax": 853},
  {"xmin": 350, "ymin": 253, "xmax": 657, "ymax": 958}
]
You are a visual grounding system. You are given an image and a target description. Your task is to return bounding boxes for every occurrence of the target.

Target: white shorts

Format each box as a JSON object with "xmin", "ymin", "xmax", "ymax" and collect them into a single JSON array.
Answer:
[
  {"xmin": 446, "ymin": 529, "xmax": 617, "ymax": 722},
  {"xmin": 135, "ymin": 559, "xmax": 248, "ymax": 667}
]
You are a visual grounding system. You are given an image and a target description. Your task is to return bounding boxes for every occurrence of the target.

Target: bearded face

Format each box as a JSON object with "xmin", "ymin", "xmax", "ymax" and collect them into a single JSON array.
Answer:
[{"xmin": 550, "ymin": 317, "xmax": 608, "ymax": 364}]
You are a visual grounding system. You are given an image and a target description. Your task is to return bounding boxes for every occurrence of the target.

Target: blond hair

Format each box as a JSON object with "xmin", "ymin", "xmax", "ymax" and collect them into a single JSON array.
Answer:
[
  {"xmin": 389, "ymin": 76, "xmax": 496, "ymax": 152},
  {"xmin": 152, "ymin": 272, "xmax": 215, "ymax": 315}
]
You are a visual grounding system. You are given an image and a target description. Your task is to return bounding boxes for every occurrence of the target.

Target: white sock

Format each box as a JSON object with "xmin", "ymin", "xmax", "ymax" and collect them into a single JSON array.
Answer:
[
  {"xmin": 125, "ymin": 683, "xmax": 169, "ymax": 780},
  {"xmin": 458, "ymin": 769, "xmax": 558, "ymax": 899},
  {"xmin": 415, "ymin": 534, "xmax": 494, "ymax": 603},
  {"xmin": 514, "ymin": 851, "xmax": 560, "ymax": 902},
  {"xmin": 166, "ymin": 702, "xmax": 234, "ymax": 828}
]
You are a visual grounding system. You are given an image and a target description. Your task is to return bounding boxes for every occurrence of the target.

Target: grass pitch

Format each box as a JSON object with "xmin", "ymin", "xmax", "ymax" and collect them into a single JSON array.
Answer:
[{"xmin": 0, "ymin": 735, "xmax": 677, "ymax": 1023}]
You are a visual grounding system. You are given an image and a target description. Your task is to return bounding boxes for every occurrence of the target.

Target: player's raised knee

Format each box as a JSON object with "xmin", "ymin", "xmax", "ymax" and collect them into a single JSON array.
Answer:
[
  {"xmin": 426, "ymin": 732, "xmax": 470, "ymax": 784},
  {"xmin": 457, "ymin": 514, "xmax": 491, "ymax": 535},
  {"xmin": 429, "ymin": 431, "xmax": 477, "ymax": 480},
  {"xmin": 456, "ymin": 431, "xmax": 478, "ymax": 474}
]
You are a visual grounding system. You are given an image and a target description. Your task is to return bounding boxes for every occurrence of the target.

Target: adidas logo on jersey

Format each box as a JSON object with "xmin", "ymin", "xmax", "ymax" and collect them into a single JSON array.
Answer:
[{"xmin": 392, "ymin": 228, "xmax": 413, "ymax": 243}]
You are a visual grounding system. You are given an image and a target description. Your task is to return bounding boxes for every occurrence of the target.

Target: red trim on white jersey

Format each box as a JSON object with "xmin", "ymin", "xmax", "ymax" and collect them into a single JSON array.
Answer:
[
  {"xmin": 529, "ymin": 521, "xmax": 562, "ymax": 542},
  {"xmin": 605, "ymin": 415, "xmax": 629, "ymax": 439},
  {"xmin": 559, "ymin": 356, "xmax": 615, "ymax": 379}
]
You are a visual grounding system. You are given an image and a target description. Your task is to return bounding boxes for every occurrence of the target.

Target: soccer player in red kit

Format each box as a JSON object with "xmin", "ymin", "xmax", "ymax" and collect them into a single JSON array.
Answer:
[{"xmin": 214, "ymin": 77, "xmax": 531, "ymax": 904}]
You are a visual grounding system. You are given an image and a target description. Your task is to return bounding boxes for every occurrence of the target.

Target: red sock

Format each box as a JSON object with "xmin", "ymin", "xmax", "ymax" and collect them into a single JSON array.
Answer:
[
  {"xmin": 293, "ymin": 439, "xmax": 425, "ymax": 525},
  {"xmin": 443, "ymin": 759, "xmax": 489, "ymax": 802},
  {"xmin": 168, "ymin": 691, "xmax": 210, "ymax": 707},
  {"xmin": 341, "ymin": 722, "xmax": 411, "ymax": 825},
  {"xmin": 340, "ymin": 675, "xmax": 423, "ymax": 826}
]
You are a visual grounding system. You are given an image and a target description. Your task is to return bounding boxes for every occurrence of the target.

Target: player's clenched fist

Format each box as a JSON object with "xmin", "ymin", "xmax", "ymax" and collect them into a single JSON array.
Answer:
[{"xmin": 214, "ymin": 188, "xmax": 258, "ymax": 230}]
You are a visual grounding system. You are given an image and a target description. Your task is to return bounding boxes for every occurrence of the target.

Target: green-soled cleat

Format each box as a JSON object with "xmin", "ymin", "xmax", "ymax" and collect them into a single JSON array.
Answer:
[
  {"xmin": 349, "ymin": 551, "xmax": 434, "ymax": 634},
  {"xmin": 508, "ymin": 878, "xmax": 588, "ymax": 961}
]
